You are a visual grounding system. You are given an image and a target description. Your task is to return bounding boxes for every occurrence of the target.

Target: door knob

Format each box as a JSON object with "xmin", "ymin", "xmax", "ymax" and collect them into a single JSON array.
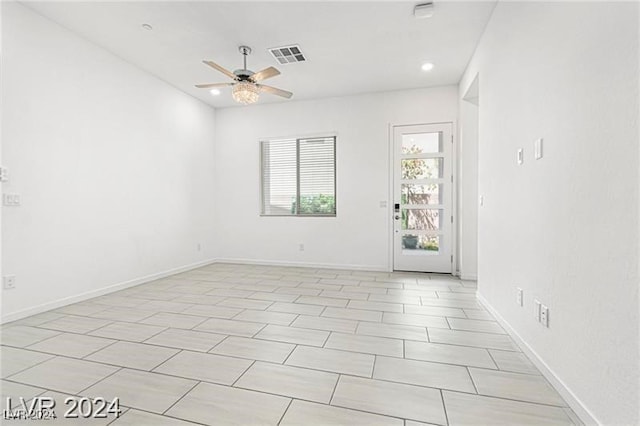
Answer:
[{"xmin": 394, "ymin": 215, "xmax": 400, "ymax": 220}]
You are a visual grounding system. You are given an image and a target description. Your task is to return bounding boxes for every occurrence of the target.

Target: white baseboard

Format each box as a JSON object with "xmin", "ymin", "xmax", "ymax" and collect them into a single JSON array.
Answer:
[
  {"xmin": 476, "ymin": 292, "xmax": 598, "ymax": 426},
  {"xmin": 1, "ymin": 258, "xmax": 218, "ymax": 324},
  {"xmin": 216, "ymin": 257, "xmax": 388, "ymax": 272},
  {"xmin": 460, "ymin": 273, "xmax": 477, "ymax": 280}
]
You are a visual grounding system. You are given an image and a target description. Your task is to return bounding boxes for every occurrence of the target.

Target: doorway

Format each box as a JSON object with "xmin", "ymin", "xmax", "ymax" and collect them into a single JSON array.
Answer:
[{"xmin": 392, "ymin": 123, "xmax": 454, "ymax": 273}]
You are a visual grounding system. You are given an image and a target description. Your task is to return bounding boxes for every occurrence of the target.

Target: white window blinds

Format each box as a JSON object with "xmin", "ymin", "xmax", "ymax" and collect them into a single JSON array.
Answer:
[{"xmin": 261, "ymin": 137, "xmax": 336, "ymax": 216}]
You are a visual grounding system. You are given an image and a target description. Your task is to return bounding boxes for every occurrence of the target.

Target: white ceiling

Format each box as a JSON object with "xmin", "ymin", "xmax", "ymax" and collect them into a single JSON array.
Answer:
[{"xmin": 24, "ymin": 1, "xmax": 496, "ymax": 108}]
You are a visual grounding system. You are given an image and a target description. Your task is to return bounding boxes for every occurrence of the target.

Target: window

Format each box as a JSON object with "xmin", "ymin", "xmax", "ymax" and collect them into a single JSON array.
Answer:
[{"xmin": 261, "ymin": 136, "xmax": 336, "ymax": 216}]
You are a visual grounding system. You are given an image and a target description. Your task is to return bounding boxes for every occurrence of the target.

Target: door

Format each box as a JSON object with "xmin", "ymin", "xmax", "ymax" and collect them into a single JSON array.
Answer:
[{"xmin": 393, "ymin": 123, "xmax": 453, "ymax": 273}]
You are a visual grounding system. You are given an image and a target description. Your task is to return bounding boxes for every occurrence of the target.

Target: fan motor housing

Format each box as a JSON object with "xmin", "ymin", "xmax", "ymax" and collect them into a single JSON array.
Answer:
[{"xmin": 234, "ymin": 69, "xmax": 254, "ymax": 81}]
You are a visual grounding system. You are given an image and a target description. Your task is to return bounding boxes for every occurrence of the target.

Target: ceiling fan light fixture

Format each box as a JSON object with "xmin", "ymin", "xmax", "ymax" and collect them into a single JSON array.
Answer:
[
  {"xmin": 209, "ymin": 88, "xmax": 221, "ymax": 96},
  {"xmin": 232, "ymin": 81, "xmax": 260, "ymax": 104}
]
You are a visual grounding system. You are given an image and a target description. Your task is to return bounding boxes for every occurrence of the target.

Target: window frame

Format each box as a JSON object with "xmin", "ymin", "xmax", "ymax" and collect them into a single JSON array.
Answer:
[{"xmin": 260, "ymin": 136, "xmax": 337, "ymax": 217}]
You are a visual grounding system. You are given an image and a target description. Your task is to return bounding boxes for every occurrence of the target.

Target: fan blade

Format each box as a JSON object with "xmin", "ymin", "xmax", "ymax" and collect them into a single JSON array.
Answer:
[
  {"xmin": 257, "ymin": 84, "xmax": 293, "ymax": 99},
  {"xmin": 195, "ymin": 82, "xmax": 233, "ymax": 89},
  {"xmin": 250, "ymin": 67, "xmax": 280, "ymax": 82},
  {"xmin": 203, "ymin": 60, "xmax": 237, "ymax": 80}
]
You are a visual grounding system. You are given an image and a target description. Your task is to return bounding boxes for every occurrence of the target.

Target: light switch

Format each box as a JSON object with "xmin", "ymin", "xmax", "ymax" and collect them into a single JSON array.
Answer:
[
  {"xmin": 534, "ymin": 138, "xmax": 543, "ymax": 160},
  {"xmin": 479, "ymin": 195, "xmax": 484, "ymax": 206},
  {"xmin": 517, "ymin": 148, "xmax": 524, "ymax": 165},
  {"xmin": 379, "ymin": 201, "xmax": 387, "ymax": 208}
]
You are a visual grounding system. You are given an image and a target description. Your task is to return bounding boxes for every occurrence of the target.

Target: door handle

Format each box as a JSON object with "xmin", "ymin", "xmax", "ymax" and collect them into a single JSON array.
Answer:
[{"xmin": 394, "ymin": 215, "xmax": 400, "ymax": 220}]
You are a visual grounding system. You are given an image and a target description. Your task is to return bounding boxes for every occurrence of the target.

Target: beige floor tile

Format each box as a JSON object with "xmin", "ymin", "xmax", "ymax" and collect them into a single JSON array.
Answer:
[
  {"xmin": 428, "ymin": 328, "xmax": 519, "ymax": 351},
  {"xmin": 27, "ymin": 333, "xmax": 115, "ymax": 358},
  {"xmin": 89, "ymin": 322, "xmax": 166, "ymax": 342},
  {"xmin": 347, "ymin": 300, "xmax": 403, "ymax": 313},
  {"xmin": 489, "ymin": 349, "xmax": 541, "ymax": 375},
  {"xmin": 463, "ymin": 309, "xmax": 495, "ymax": 321},
  {"xmin": 331, "ymin": 376, "xmax": 447, "ymax": 425},
  {"xmin": 1, "ymin": 347, "xmax": 55, "ymax": 378},
  {"xmin": 292, "ymin": 315, "xmax": 358, "ymax": 333},
  {"xmin": 111, "ymin": 409, "xmax": 195, "ymax": 425},
  {"xmin": 208, "ymin": 288, "xmax": 255, "ymax": 298},
  {"xmin": 55, "ymin": 303, "xmax": 108, "ymax": 316},
  {"xmin": 172, "ymin": 294, "xmax": 226, "ymax": 305},
  {"xmin": 255, "ymin": 324, "xmax": 329, "ymax": 346},
  {"xmin": 388, "ymin": 289, "xmax": 438, "ymax": 298},
  {"xmin": 38, "ymin": 316, "xmax": 113, "ymax": 334},
  {"xmin": 357, "ymin": 322, "xmax": 428, "ymax": 341},
  {"xmin": 84, "ymin": 368, "xmax": 196, "ymax": 414},
  {"xmin": 145, "ymin": 328, "xmax": 226, "ymax": 352},
  {"xmin": 154, "ymin": 350, "xmax": 252, "ymax": 385},
  {"xmin": 447, "ymin": 317, "xmax": 506, "ymax": 334},
  {"xmin": 420, "ymin": 298, "xmax": 482, "ymax": 310},
  {"xmin": 325, "ymin": 332, "xmax": 404, "ymax": 357},
  {"xmin": 319, "ymin": 290, "xmax": 369, "ymax": 300},
  {"xmin": 280, "ymin": 400, "xmax": 403, "ymax": 426},
  {"xmin": 182, "ymin": 304, "xmax": 242, "ymax": 319},
  {"xmin": 166, "ymin": 381, "xmax": 290, "ymax": 426},
  {"xmin": 235, "ymin": 361, "xmax": 338, "ymax": 403},
  {"xmin": 233, "ymin": 309, "xmax": 298, "ymax": 326},
  {"xmin": 217, "ymin": 297, "xmax": 273, "ymax": 310},
  {"xmin": 140, "ymin": 312, "xmax": 208, "ymax": 329},
  {"xmin": 374, "ymin": 356, "xmax": 475, "ymax": 393},
  {"xmin": 8, "ymin": 357, "xmax": 118, "ymax": 394},
  {"xmin": 267, "ymin": 302, "xmax": 324, "ymax": 315},
  {"xmin": 404, "ymin": 305, "xmax": 467, "ymax": 318},
  {"xmin": 210, "ymin": 336, "xmax": 294, "ymax": 363},
  {"xmin": 443, "ymin": 390, "xmax": 573, "ymax": 425},
  {"xmin": 6, "ymin": 312, "xmax": 66, "ymax": 327},
  {"xmin": 1, "ymin": 380, "xmax": 45, "ymax": 409},
  {"xmin": 1, "ymin": 326, "xmax": 61, "ymax": 347},
  {"xmin": 469, "ymin": 368, "xmax": 567, "ymax": 406},
  {"xmin": 135, "ymin": 300, "xmax": 194, "ymax": 314},
  {"xmin": 295, "ymin": 296, "xmax": 349, "ymax": 308},
  {"xmin": 322, "ymin": 307, "xmax": 382, "ymax": 322},
  {"xmin": 340, "ymin": 285, "xmax": 388, "ymax": 295},
  {"xmin": 383, "ymin": 312, "xmax": 450, "ymax": 329},
  {"xmin": 248, "ymin": 292, "xmax": 299, "ymax": 303},
  {"xmin": 274, "ymin": 287, "xmax": 322, "ymax": 297},
  {"xmin": 368, "ymin": 293, "xmax": 422, "ymax": 305},
  {"xmin": 405, "ymin": 341, "xmax": 497, "ymax": 369},
  {"xmin": 88, "ymin": 307, "xmax": 157, "ymax": 322},
  {"xmin": 286, "ymin": 345, "xmax": 375, "ymax": 377},
  {"xmin": 128, "ymin": 290, "xmax": 184, "ymax": 301},
  {"xmin": 86, "ymin": 341, "xmax": 179, "ymax": 370},
  {"xmin": 193, "ymin": 318, "xmax": 265, "ymax": 337}
]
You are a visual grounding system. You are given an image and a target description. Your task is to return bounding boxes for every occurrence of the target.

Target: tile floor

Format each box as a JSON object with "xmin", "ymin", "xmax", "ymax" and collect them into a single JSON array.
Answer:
[{"xmin": 0, "ymin": 263, "xmax": 581, "ymax": 425}]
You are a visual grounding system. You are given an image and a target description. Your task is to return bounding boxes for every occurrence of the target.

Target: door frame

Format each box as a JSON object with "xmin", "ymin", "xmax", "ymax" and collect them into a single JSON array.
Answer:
[{"xmin": 387, "ymin": 122, "xmax": 457, "ymax": 274}]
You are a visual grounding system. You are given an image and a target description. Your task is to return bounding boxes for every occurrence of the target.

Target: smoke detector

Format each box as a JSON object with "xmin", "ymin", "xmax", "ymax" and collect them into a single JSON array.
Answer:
[{"xmin": 414, "ymin": 2, "xmax": 435, "ymax": 19}]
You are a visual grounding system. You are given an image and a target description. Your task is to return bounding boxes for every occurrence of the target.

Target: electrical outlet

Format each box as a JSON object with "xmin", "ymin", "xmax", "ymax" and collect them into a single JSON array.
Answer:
[
  {"xmin": 516, "ymin": 288, "xmax": 523, "ymax": 307},
  {"xmin": 533, "ymin": 299, "xmax": 541, "ymax": 321},
  {"xmin": 540, "ymin": 305, "xmax": 549, "ymax": 327},
  {"xmin": 0, "ymin": 167, "xmax": 8, "ymax": 182},
  {"xmin": 299, "ymin": 243, "xmax": 304, "ymax": 251},
  {"xmin": 3, "ymin": 275, "xmax": 16, "ymax": 290}
]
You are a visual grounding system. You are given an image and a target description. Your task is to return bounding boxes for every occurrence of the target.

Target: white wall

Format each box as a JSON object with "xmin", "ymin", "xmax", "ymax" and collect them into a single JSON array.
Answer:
[
  {"xmin": 458, "ymin": 92, "xmax": 479, "ymax": 280},
  {"xmin": 1, "ymin": 2, "xmax": 217, "ymax": 321},
  {"xmin": 214, "ymin": 87, "xmax": 459, "ymax": 271},
  {"xmin": 459, "ymin": 2, "xmax": 639, "ymax": 424}
]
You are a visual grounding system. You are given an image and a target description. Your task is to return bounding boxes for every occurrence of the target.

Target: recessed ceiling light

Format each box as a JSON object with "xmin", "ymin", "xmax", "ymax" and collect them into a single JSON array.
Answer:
[
  {"xmin": 421, "ymin": 62, "xmax": 434, "ymax": 72},
  {"xmin": 141, "ymin": 23, "xmax": 153, "ymax": 31},
  {"xmin": 209, "ymin": 89, "xmax": 221, "ymax": 96}
]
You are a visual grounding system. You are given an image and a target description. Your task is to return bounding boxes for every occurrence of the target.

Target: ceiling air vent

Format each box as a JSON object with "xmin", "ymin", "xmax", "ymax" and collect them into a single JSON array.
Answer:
[{"xmin": 269, "ymin": 45, "xmax": 306, "ymax": 64}]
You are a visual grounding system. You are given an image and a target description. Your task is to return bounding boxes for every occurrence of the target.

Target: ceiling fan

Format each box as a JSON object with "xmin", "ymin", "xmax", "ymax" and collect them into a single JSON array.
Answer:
[{"xmin": 195, "ymin": 45, "xmax": 293, "ymax": 105}]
